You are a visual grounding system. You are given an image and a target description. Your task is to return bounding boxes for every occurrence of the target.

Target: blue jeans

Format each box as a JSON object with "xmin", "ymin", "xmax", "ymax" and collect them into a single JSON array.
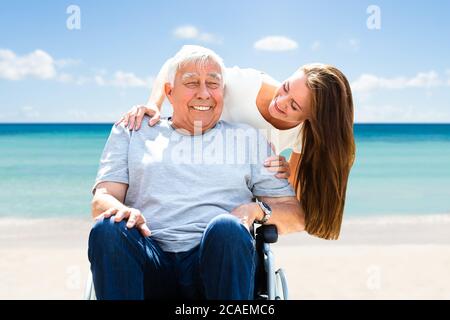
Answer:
[{"xmin": 88, "ymin": 213, "xmax": 257, "ymax": 300}]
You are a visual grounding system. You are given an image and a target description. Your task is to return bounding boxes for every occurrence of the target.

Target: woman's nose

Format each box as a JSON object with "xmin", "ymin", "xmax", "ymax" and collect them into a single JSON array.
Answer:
[{"xmin": 277, "ymin": 95, "xmax": 289, "ymax": 111}]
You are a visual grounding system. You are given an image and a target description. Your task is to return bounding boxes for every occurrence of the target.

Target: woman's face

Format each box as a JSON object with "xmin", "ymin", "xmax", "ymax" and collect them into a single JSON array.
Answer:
[{"xmin": 268, "ymin": 70, "xmax": 312, "ymax": 123}]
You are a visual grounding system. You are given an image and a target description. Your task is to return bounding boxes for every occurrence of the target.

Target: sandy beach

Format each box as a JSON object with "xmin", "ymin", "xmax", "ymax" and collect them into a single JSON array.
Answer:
[{"xmin": 0, "ymin": 215, "xmax": 449, "ymax": 300}]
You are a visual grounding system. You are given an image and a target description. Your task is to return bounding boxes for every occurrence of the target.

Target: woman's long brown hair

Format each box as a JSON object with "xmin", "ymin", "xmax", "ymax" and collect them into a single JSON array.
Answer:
[{"xmin": 290, "ymin": 64, "xmax": 356, "ymax": 240}]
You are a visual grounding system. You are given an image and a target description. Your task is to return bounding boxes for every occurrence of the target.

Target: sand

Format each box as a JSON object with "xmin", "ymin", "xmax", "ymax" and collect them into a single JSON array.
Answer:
[{"xmin": 0, "ymin": 214, "xmax": 449, "ymax": 300}]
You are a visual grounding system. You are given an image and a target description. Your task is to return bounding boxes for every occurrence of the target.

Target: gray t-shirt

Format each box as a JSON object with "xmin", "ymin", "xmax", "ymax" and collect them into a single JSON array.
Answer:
[{"xmin": 94, "ymin": 116, "xmax": 295, "ymax": 252}]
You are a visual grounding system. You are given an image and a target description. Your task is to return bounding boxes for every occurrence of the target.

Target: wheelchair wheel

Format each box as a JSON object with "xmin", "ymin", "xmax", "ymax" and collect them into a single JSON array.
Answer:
[
  {"xmin": 84, "ymin": 271, "xmax": 96, "ymax": 300},
  {"xmin": 274, "ymin": 268, "xmax": 288, "ymax": 300}
]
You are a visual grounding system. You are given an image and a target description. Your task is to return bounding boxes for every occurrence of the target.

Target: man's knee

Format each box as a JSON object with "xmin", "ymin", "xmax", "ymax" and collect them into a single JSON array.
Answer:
[
  {"xmin": 204, "ymin": 214, "xmax": 253, "ymax": 244},
  {"xmin": 88, "ymin": 217, "xmax": 128, "ymax": 251}
]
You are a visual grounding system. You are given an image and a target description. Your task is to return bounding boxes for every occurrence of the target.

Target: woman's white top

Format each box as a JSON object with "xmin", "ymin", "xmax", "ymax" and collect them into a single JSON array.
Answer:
[{"xmin": 221, "ymin": 66, "xmax": 301, "ymax": 154}]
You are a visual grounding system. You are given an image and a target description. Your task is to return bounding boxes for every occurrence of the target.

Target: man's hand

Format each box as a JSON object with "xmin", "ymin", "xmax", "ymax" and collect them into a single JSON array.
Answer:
[
  {"xmin": 95, "ymin": 207, "xmax": 152, "ymax": 237},
  {"xmin": 230, "ymin": 203, "xmax": 263, "ymax": 231}
]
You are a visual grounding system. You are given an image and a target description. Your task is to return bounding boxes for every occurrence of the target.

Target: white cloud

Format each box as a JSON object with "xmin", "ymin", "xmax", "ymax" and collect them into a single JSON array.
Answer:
[
  {"xmin": 54, "ymin": 58, "xmax": 81, "ymax": 68},
  {"xmin": 111, "ymin": 71, "xmax": 152, "ymax": 88},
  {"xmin": 311, "ymin": 41, "xmax": 320, "ymax": 51},
  {"xmin": 337, "ymin": 39, "xmax": 360, "ymax": 52},
  {"xmin": 56, "ymin": 73, "xmax": 74, "ymax": 83},
  {"xmin": 173, "ymin": 25, "xmax": 222, "ymax": 44},
  {"xmin": 352, "ymin": 71, "xmax": 443, "ymax": 93},
  {"xmin": 254, "ymin": 36, "xmax": 298, "ymax": 52},
  {"xmin": 174, "ymin": 25, "xmax": 198, "ymax": 39},
  {"xmin": 355, "ymin": 104, "xmax": 450, "ymax": 123},
  {"xmin": 0, "ymin": 49, "xmax": 57, "ymax": 80},
  {"xmin": 21, "ymin": 106, "xmax": 40, "ymax": 119},
  {"xmin": 408, "ymin": 71, "xmax": 441, "ymax": 87},
  {"xmin": 0, "ymin": 48, "xmax": 152, "ymax": 88},
  {"xmin": 64, "ymin": 71, "xmax": 152, "ymax": 88},
  {"xmin": 56, "ymin": 71, "xmax": 91, "ymax": 86},
  {"xmin": 94, "ymin": 75, "xmax": 105, "ymax": 86},
  {"xmin": 353, "ymin": 70, "xmax": 450, "ymax": 123},
  {"xmin": 95, "ymin": 71, "xmax": 153, "ymax": 88},
  {"xmin": 67, "ymin": 109, "xmax": 90, "ymax": 121}
]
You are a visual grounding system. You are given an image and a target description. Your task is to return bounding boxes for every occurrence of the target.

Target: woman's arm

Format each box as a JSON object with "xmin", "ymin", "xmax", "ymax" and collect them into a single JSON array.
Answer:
[
  {"xmin": 231, "ymin": 196, "xmax": 305, "ymax": 235},
  {"xmin": 258, "ymin": 195, "xmax": 305, "ymax": 235},
  {"xmin": 145, "ymin": 57, "xmax": 172, "ymax": 109},
  {"xmin": 255, "ymin": 74, "xmax": 278, "ymax": 119},
  {"xmin": 288, "ymin": 151, "xmax": 301, "ymax": 191},
  {"xmin": 115, "ymin": 58, "xmax": 174, "ymax": 130}
]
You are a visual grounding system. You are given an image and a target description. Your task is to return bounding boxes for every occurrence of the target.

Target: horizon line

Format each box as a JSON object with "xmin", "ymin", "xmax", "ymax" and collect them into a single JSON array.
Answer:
[{"xmin": 1, "ymin": 122, "xmax": 450, "ymax": 125}]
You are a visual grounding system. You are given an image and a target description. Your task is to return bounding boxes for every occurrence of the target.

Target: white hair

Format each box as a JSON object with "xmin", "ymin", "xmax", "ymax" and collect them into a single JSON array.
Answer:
[{"xmin": 165, "ymin": 45, "xmax": 226, "ymax": 87}]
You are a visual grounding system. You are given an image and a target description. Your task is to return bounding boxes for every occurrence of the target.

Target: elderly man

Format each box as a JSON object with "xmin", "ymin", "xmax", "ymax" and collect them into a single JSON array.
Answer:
[{"xmin": 88, "ymin": 46, "xmax": 305, "ymax": 300}]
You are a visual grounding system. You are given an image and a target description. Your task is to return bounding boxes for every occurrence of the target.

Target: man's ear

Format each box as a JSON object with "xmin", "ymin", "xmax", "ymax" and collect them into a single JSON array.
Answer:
[
  {"xmin": 164, "ymin": 83, "xmax": 174, "ymax": 105},
  {"xmin": 164, "ymin": 83, "xmax": 173, "ymax": 97}
]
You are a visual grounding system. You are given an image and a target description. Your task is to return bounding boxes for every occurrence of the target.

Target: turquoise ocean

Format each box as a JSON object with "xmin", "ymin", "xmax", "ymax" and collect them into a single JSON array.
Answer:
[{"xmin": 1, "ymin": 123, "xmax": 449, "ymax": 219}]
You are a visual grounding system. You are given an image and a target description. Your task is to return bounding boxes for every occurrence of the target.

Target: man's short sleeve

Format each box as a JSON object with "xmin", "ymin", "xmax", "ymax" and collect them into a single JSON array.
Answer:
[
  {"xmin": 248, "ymin": 133, "xmax": 296, "ymax": 198},
  {"xmin": 92, "ymin": 124, "xmax": 131, "ymax": 194}
]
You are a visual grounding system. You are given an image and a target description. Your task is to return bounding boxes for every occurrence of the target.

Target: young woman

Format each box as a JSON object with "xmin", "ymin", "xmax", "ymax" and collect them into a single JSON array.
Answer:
[{"xmin": 116, "ymin": 45, "xmax": 355, "ymax": 240}]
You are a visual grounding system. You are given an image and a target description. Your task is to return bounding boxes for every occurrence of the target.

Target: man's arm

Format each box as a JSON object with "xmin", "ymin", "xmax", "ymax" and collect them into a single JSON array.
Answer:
[
  {"xmin": 91, "ymin": 181, "xmax": 128, "ymax": 219},
  {"xmin": 91, "ymin": 181, "xmax": 151, "ymax": 237}
]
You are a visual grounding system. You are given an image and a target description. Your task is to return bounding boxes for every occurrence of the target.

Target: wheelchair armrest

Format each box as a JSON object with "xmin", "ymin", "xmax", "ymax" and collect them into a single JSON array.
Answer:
[{"xmin": 255, "ymin": 224, "xmax": 278, "ymax": 244}]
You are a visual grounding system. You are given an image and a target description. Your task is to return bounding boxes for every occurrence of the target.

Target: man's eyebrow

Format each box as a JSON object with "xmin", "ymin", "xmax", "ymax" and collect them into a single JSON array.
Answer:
[
  {"xmin": 181, "ymin": 73, "xmax": 199, "ymax": 81},
  {"xmin": 181, "ymin": 72, "xmax": 222, "ymax": 82},
  {"xmin": 207, "ymin": 73, "xmax": 222, "ymax": 81}
]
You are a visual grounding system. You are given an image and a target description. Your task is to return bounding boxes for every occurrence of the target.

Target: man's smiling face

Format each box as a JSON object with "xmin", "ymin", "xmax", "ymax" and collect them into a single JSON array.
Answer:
[{"xmin": 165, "ymin": 59, "xmax": 224, "ymax": 134}]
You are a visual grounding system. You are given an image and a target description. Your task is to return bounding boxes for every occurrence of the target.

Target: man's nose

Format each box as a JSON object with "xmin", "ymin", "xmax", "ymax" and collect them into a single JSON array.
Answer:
[{"xmin": 195, "ymin": 83, "xmax": 212, "ymax": 100}]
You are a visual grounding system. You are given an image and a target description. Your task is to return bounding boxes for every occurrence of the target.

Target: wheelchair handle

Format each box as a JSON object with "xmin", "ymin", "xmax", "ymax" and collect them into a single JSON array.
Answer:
[{"xmin": 256, "ymin": 224, "xmax": 278, "ymax": 244}]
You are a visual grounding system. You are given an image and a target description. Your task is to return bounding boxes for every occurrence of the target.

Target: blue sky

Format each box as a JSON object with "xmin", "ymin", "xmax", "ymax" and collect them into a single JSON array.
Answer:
[{"xmin": 1, "ymin": 0, "xmax": 449, "ymax": 123}]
